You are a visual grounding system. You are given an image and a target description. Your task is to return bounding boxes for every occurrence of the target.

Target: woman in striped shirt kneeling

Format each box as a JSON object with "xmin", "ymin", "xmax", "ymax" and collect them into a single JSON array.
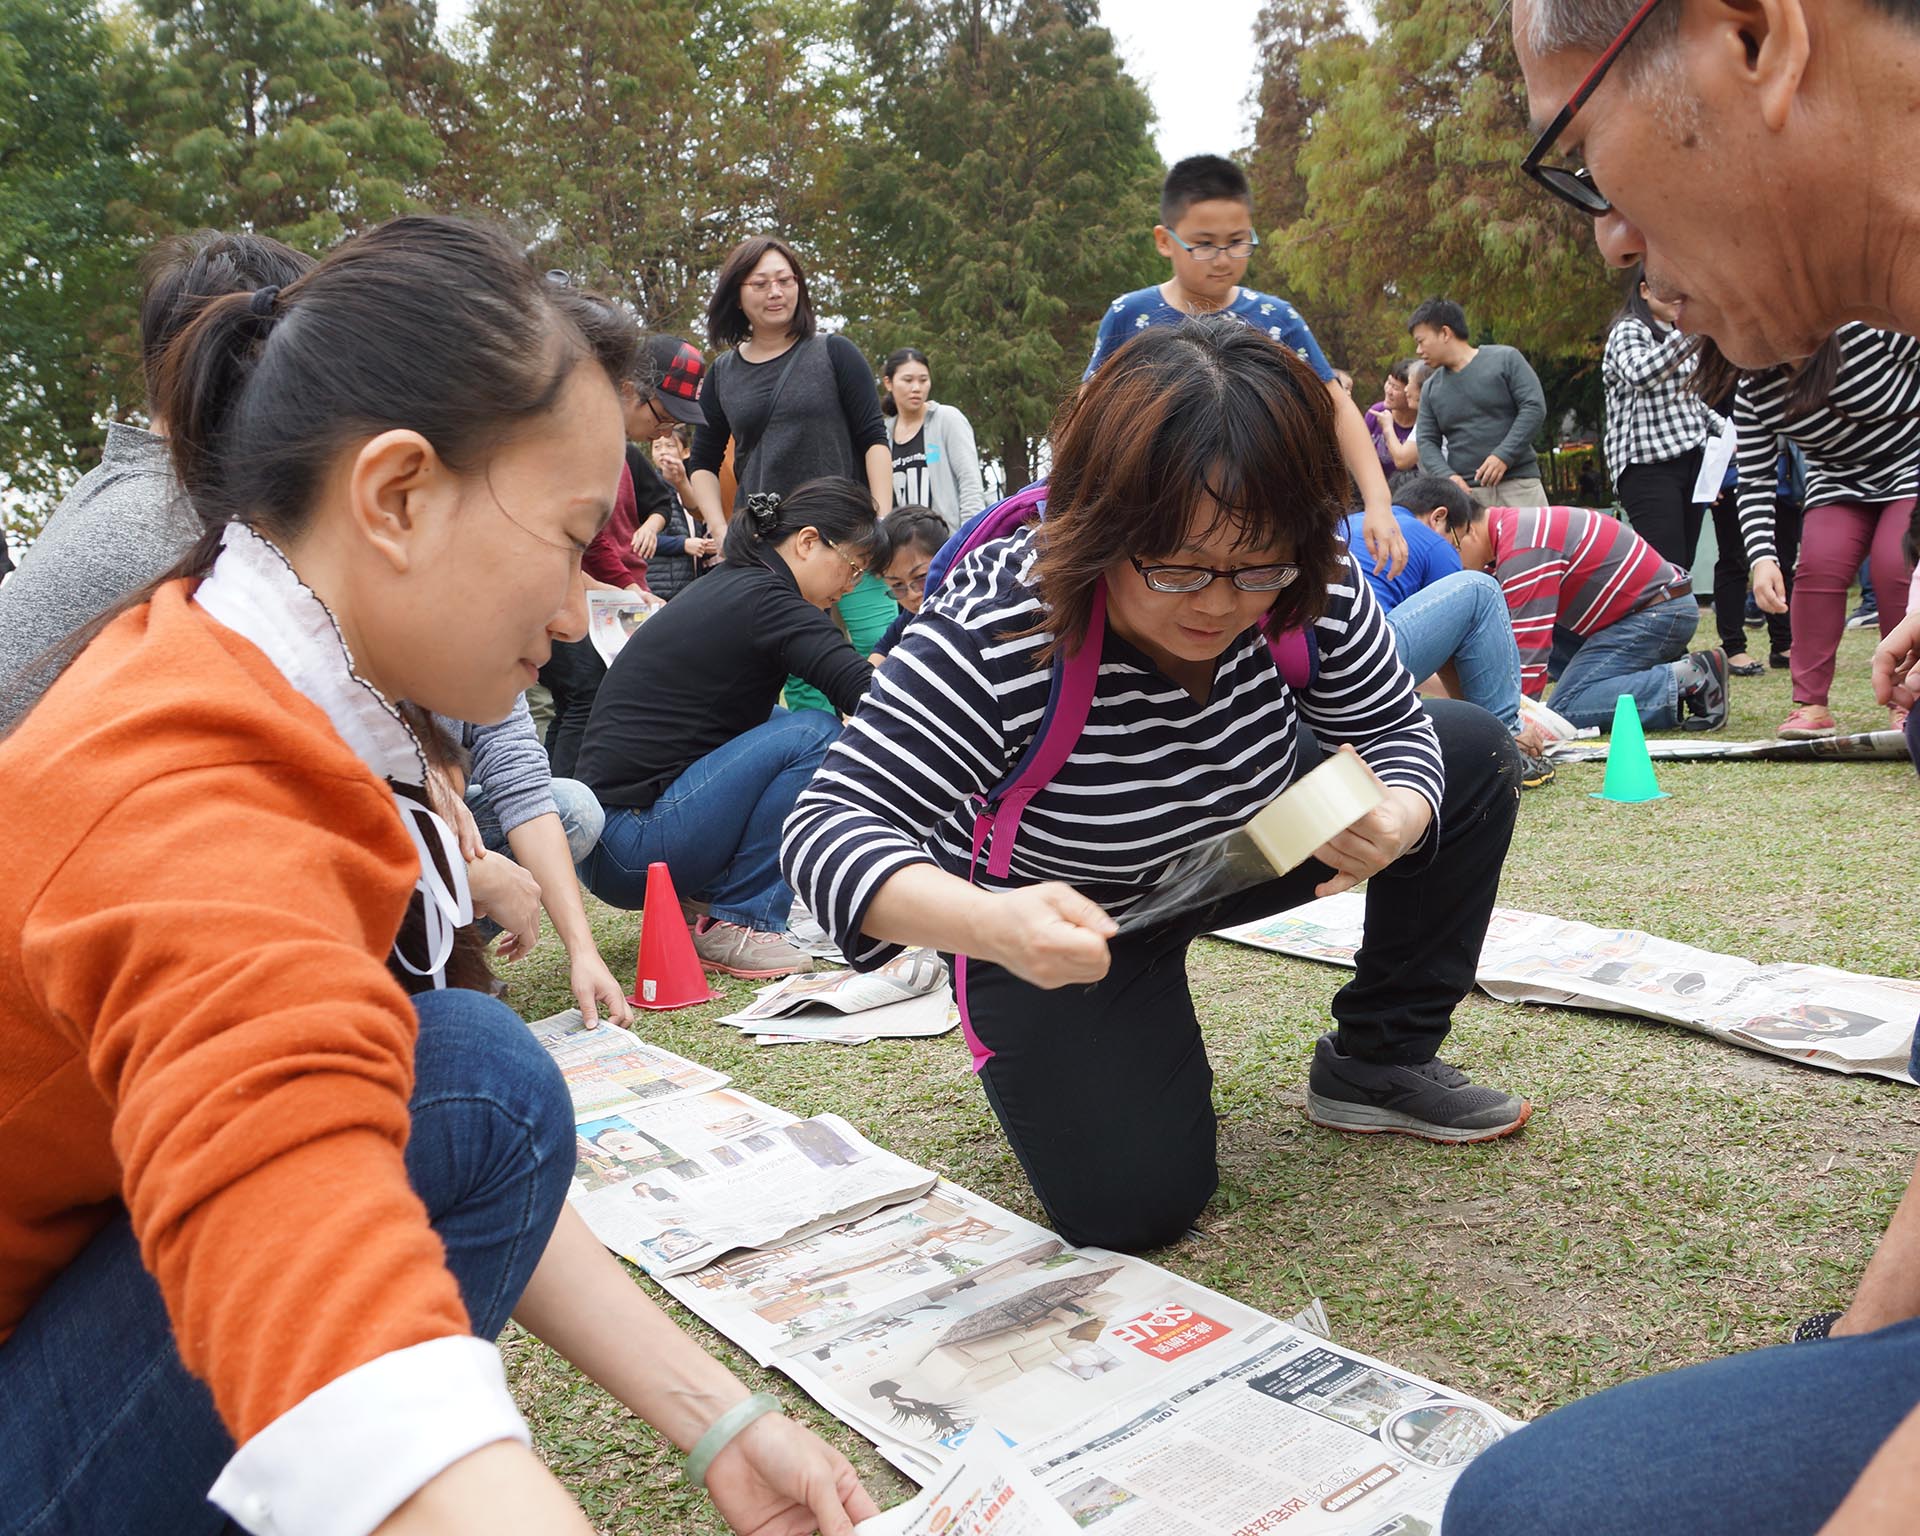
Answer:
[{"xmin": 781, "ymin": 317, "xmax": 1529, "ymax": 1255}]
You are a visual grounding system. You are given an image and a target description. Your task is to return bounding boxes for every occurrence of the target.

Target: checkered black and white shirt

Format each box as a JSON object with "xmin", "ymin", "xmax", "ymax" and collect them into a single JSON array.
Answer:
[{"xmin": 1602, "ymin": 316, "xmax": 1724, "ymax": 476}]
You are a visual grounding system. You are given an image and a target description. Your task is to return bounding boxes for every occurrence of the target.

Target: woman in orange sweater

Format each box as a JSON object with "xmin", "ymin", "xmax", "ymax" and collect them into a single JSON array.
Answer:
[{"xmin": 0, "ymin": 218, "xmax": 876, "ymax": 1536}]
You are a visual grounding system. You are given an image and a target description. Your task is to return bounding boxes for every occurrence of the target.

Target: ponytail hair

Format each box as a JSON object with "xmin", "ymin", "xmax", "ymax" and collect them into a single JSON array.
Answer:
[
  {"xmin": 881, "ymin": 346, "xmax": 931, "ymax": 417},
  {"xmin": 158, "ymin": 216, "xmax": 630, "ymax": 543},
  {"xmin": 8, "ymin": 216, "xmax": 631, "ymax": 739},
  {"xmin": 721, "ymin": 477, "xmax": 883, "ymax": 569}
]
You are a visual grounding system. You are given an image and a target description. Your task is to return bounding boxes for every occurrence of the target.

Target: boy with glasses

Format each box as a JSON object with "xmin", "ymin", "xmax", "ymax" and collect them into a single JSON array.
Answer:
[{"xmin": 1086, "ymin": 154, "xmax": 1409, "ymax": 579}]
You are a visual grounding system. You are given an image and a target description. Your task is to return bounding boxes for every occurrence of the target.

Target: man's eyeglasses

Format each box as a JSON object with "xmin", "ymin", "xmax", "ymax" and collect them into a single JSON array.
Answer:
[
  {"xmin": 1130, "ymin": 557, "xmax": 1299, "ymax": 594},
  {"xmin": 1521, "ymin": 0, "xmax": 1668, "ymax": 216},
  {"xmin": 743, "ymin": 275, "xmax": 798, "ymax": 294},
  {"xmin": 1165, "ymin": 230, "xmax": 1260, "ymax": 262}
]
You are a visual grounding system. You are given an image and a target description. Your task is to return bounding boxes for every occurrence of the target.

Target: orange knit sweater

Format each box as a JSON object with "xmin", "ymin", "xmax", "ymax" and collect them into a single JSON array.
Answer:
[{"xmin": 0, "ymin": 580, "xmax": 473, "ymax": 1443}]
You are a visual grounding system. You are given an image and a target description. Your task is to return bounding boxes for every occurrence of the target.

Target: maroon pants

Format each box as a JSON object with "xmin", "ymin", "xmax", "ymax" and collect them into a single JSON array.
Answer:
[{"xmin": 1790, "ymin": 497, "xmax": 1915, "ymax": 706}]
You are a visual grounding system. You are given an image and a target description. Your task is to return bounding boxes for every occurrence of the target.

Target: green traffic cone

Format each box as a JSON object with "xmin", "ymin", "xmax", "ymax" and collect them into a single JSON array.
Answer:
[{"xmin": 1591, "ymin": 692, "xmax": 1669, "ymax": 802}]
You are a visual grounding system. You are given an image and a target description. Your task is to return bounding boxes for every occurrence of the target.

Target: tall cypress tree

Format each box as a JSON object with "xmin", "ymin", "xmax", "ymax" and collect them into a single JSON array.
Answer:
[{"xmin": 842, "ymin": 0, "xmax": 1163, "ymax": 487}]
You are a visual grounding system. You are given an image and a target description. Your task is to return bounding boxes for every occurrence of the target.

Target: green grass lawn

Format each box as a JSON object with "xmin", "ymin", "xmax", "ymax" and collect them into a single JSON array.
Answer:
[{"xmin": 497, "ymin": 621, "xmax": 1919, "ymax": 1531}]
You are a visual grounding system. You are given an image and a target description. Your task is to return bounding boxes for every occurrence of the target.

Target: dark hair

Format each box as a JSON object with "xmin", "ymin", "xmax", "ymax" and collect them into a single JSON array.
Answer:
[
  {"xmin": 721, "ymin": 477, "xmax": 882, "ymax": 569},
  {"xmin": 1161, "ymin": 154, "xmax": 1252, "ymax": 227},
  {"xmin": 1388, "ymin": 359, "xmax": 1414, "ymax": 386},
  {"xmin": 14, "ymin": 216, "xmax": 630, "ymax": 740},
  {"xmin": 1690, "ymin": 331, "xmax": 1846, "ymax": 419},
  {"xmin": 547, "ymin": 287, "xmax": 646, "ymax": 386},
  {"xmin": 1394, "ymin": 474, "xmax": 1474, "ymax": 529},
  {"xmin": 1408, "ymin": 298, "xmax": 1469, "ymax": 341},
  {"xmin": 882, "ymin": 347, "xmax": 931, "ymax": 417},
  {"xmin": 158, "ymin": 216, "xmax": 630, "ymax": 536},
  {"xmin": 139, "ymin": 231, "xmax": 315, "ymax": 410},
  {"xmin": 706, "ymin": 235, "xmax": 816, "ymax": 350},
  {"xmin": 883, "ymin": 505, "xmax": 949, "ymax": 561},
  {"xmin": 1033, "ymin": 315, "xmax": 1347, "ymax": 657}
]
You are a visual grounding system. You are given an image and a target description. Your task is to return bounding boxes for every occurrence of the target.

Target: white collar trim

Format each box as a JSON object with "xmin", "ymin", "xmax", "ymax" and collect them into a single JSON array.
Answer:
[{"xmin": 194, "ymin": 523, "xmax": 426, "ymax": 788}]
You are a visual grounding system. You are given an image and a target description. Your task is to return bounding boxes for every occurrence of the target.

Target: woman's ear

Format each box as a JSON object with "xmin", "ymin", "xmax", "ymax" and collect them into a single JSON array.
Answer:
[{"xmin": 346, "ymin": 429, "xmax": 452, "ymax": 574}]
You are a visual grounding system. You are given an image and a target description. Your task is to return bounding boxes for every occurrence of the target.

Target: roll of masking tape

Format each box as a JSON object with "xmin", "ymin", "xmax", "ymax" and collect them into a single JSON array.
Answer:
[{"xmin": 1244, "ymin": 749, "xmax": 1384, "ymax": 877}]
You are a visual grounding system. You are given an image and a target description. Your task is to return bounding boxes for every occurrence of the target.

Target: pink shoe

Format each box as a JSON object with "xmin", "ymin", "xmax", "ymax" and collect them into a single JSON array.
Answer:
[{"xmin": 1777, "ymin": 707, "xmax": 1837, "ymax": 740}]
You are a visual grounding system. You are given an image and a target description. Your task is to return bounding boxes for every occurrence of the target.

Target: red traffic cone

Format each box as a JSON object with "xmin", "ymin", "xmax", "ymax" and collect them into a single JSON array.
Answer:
[{"xmin": 629, "ymin": 862, "xmax": 723, "ymax": 1010}]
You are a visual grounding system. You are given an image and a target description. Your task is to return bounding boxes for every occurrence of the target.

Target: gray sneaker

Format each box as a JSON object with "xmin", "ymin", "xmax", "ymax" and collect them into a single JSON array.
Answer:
[
  {"xmin": 1305, "ymin": 1033, "xmax": 1531, "ymax": 1143},
  {"xmin": 692, "ymin": 918, "xmax": 815, "ymax": 979}
]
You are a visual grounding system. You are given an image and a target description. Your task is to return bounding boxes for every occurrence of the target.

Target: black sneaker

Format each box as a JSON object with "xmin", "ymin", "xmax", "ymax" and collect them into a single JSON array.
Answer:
[
  {"xmin": 1305, "ymin": 1034, "xmax": 1531, "ymax": 1143},
  {"xmin": 1517, "ymin": 751, "xmax": 1556, "ymax": 790},
  {"xmin": 1846, "ymin": 602, "xmax": 1880, "ymax": 631},
  {"xmin": 1676, "ymin": 648, "xmax": 1729, "ymax": 731}
]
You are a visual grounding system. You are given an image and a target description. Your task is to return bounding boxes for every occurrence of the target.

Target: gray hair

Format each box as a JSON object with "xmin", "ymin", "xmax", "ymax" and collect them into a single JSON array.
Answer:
[{"xmin": 1521, "ymin": 0, "xmax": 1681, "ymax": 75}]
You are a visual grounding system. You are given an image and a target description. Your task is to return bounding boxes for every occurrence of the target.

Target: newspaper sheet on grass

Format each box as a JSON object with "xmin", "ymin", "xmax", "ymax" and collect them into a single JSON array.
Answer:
[
  {"xmin": 570, "ymin": 1088, "xmax": 938, "ymax": 1276},
  {"xmin": 718, "ymin": 949, "xmax": 957, "ymax": 1046},
  {"xmin": 1212, "ymin": 893, "xmax": 1919, "ymax": 1083},
  {"xmin": 857, "ymin": 1436, "xmax": 1076, "ymax": 1536},
  {"xmin": 1544, "ymin": 728, "xmax": 1910, "ymax": 764},
  {"xmin": 529, "ymin": 1009, "xmax": 730, "ymax": 1119},
  {"xmin": 664, "ymin": 1178, "xmax": 1517, "ymax": 1524}
]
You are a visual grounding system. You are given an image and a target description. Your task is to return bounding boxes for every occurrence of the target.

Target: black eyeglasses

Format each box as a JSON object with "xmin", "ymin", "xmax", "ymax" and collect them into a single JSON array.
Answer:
[
  {"xmin": 1129, "ymin": 557, "xmax": 1299, "ymax": 594},
  {"xmin": 1521, "ymin": 0, "xmax": 1668, "ymax": 216}
]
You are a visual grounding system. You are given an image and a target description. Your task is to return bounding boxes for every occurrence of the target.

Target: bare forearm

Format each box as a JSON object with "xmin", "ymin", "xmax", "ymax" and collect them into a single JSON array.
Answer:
[
  {"xmin": 859, "ymin": 862, "xmax": 1006, "ymax": 959},
  {"xmin": 503, "ymin": 813, "xmax": 597, "ymax": 956},
  {"xmin": 864, "ymin": 442, "xmax": 893, "ymax": 518},
  {"xmin": 1332, "ymin": 387, "xmax": 1391, "ymax": 519},
  {"xmin": 1840, "ymin": 1154, "xmax": 1920, "ymax": 1334},
  {"xmin": 688, "ymin": 470, "xmax": 727, "ymax": 533},
  {"xmin": 513, "ymin": 1204, "xmax": 748, "ymax": 1451}
]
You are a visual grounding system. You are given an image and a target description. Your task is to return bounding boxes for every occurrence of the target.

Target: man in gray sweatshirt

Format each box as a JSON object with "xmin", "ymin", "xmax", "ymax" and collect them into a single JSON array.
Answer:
[{"xmin": 1409, "ymin": 298, "xmax": 1550, "ymax": 509}]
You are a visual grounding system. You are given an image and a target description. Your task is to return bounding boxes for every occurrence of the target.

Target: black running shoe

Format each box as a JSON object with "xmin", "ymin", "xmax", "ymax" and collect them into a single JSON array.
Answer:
[
  {"xmin": 1305, "ymin": 1034, "xmax": 1531, "ymax": 1143},
  {"xmin": 1518, "ymin": 751, "xmax": 1556, "ymax": 790},
  {"xmin": 1677, "ymin": 648, "xmax": 1730, "ymax": 731}
]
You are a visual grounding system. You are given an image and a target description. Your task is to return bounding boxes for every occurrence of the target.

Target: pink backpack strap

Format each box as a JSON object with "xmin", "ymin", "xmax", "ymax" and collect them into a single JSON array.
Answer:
[
  {"xmin": 955, "ymin": 579, "xmax": 1107, "ymax": 1071},
  {"xmin": 1267, "ymin": 625, "xmax": 1315, "ymax": 691}
]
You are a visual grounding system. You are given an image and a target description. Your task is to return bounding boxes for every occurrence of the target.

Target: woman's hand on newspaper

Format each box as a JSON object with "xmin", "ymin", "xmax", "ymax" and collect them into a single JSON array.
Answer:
[
  {"xmin": 1311, "ymin": 750, "xmax": 1432, "ymax": 898},
  {"xmin": 1872, "ymin": 610, "xmax": 1920, "ymax": 709},
  {"xmin": 570, "ymin": 948, "xmax": 632, "ymax": 1026},
  {"xmin": 979, "ymin": 882, "xmax": 1118, "ymax": 988},
  {"xmin": 705, "ymin": 1411, "xmax": 881, "ymax": 1536},
  {"xmin": 468, "ymin": 850, "xmax": 543, "ymax": 961}
]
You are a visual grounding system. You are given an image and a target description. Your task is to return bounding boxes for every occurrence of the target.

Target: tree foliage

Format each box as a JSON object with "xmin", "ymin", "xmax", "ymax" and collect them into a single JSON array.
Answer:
[
  {"xmin": 461, "ymin": 0, "xmax": 856, "ymax": 334},
  {"xmin": 0, "ymin": 0, "xmax": 148, "ymax": 527},
  {"xmin": 841, "ymin": 0, "xmax": 1163, "ymax": 486},
  {"xmin": 1256, "ymin": 0, "xmax": 1617, "ymax": 416}
]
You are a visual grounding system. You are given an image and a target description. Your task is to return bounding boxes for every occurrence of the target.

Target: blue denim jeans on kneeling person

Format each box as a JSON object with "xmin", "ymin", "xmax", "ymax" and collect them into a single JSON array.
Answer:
[
  {"xmin": 1545, "ymin": 594, "xmax": 1701, "ymax": 732},
  {"xmin": 579, "ymin": 706, "xmax": 840, "ymax": 934},
  {"xmin": 0, "ymin": 988, "xmax": 575, "ymax": 1536},
  {"xmin": 1445, "ymin": 1314, "xmax": 1920, "ymax": 1536},
  {"xmin": 1384, "ymin": 570, "xmax": 1523, "ymax": 732},
  {"xmin": 467, "ymin": 777, "xmax": 606, "ymax": 866}
]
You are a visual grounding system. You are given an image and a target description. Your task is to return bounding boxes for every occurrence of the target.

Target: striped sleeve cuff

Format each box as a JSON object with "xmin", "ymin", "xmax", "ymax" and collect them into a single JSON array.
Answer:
[{"xmin": 209, "ymin": 1336, "xmax": 529, "ymax": 1536}]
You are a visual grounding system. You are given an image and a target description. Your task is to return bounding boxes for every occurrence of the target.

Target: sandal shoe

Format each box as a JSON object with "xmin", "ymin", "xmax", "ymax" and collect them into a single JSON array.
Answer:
[{"xmin": 1777, "ymin": 707, "xmax": 1836, "ymax": 740}]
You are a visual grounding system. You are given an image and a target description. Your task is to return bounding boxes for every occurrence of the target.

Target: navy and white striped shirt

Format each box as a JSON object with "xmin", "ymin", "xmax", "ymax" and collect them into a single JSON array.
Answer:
[
  {"xmin": 1735, "ymin": 323, "xmax": 1920, "ymax": 565},
  {"xmin": 781, "ymin": 526, "xmax": 1444, "ymax": 971}
]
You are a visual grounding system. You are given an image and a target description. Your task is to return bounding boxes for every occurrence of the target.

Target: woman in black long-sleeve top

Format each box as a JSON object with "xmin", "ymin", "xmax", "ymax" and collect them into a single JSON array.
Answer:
[{"xmin": 576, "ymin": 478, "xmax": 881, "ymax": 978}]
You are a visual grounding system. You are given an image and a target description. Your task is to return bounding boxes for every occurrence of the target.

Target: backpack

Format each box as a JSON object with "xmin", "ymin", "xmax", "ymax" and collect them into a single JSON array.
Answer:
[{"xmin": 924, "ymin": 482, "xmax": 1317, "ymax": 1068}]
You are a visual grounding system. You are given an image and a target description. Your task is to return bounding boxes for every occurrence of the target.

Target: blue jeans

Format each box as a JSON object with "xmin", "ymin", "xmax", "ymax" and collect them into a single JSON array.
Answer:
[
  {"xmin": 468, "ymin": 777, "xmax": 605, "ymax": 865},
  {"xmin": 579, "ymin": 707, "xmax": 839, "ymax": 932},
  {"xmin": 1546, "ymin": 594, "xmax": 1700, "ymax": 731},
  {"xmin": 0, "ymin": 989, "xmax": 573, "ymax": 1536},
  {"xmin": 1445, "ymin": 1316, "xmax": 1920, "ymax": 1535},
  {"xmin": 1384, "ymin": 571, "xmax": 1522, "ymax": 732}
]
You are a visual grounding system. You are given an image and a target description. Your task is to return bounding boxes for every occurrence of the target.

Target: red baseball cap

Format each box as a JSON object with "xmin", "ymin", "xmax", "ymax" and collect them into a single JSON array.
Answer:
[{"xmin": 645, "ymin": 334, "xmax": 707, "ymax": 427}]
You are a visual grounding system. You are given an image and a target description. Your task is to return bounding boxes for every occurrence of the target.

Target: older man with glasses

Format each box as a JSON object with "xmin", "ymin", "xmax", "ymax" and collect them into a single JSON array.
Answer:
[{"xmin": 1442, "ymin": 9, "xmax": 1920, "ymax": 1533}]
